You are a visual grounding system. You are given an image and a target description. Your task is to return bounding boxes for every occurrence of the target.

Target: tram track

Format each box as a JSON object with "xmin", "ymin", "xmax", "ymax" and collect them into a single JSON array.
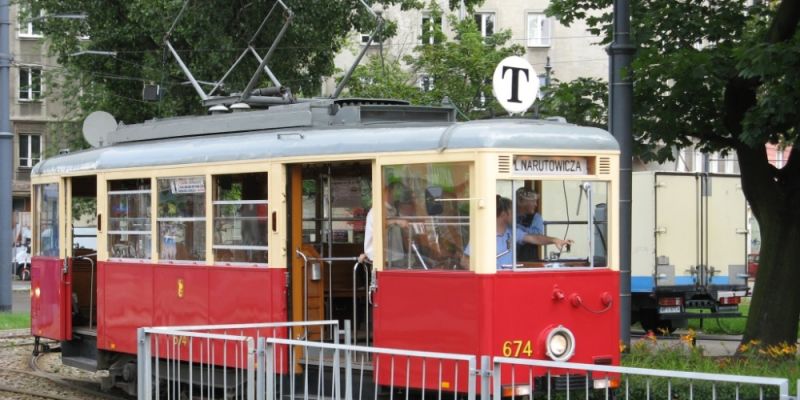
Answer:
[
  {"xmin": 0, "ymin": 335, "xmax": 130, "ymax": 400},
  {"xmin": 26, "ymin": 351, "xmax": 131, "ymax": 400}
]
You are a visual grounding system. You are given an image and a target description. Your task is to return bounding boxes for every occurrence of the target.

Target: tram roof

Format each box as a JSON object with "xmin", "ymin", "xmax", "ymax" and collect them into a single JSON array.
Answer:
[{"xmin": 32, "ymin": 107, "xmax": 618, "ymax": 176}]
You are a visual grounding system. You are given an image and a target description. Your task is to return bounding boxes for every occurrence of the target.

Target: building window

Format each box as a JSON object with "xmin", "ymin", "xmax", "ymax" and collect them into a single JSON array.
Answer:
[
  {"xmin": 474, "ymin": 12, "xmax": 495, "ymax": 37},
  {"xmin": 527, "ymin": 13, "xmax": 551, "ymax": 47},
  {"xmin": 18, "ymin": 133, "xmax": 41, "ymax": 168},
  {"xmin": 18, "ymin": 4, "xmax": 43, "ymax": 38},
  {"xmin": 421, "ymin": 13, "xmax": 443, "ymax": 44},
  {"xmin": 19, "ymin": 66, "xmax": 42, "ymax": 101},
  {"xmin": 158, "ymin": 176, "xmax": 206, "ymax": 262},
  {"xmin": 108, "ymin": 179, "xmax": 151, "ymax": 260},
  {"xmin": 213, "ymin": 173, "xmax": 269, "ymax": 265}
]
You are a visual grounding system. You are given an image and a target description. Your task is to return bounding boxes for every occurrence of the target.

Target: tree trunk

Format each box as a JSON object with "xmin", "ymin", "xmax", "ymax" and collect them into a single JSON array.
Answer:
[{"xmin": 738, "ymin": 145, "xmax": 800, "ymax": 347}]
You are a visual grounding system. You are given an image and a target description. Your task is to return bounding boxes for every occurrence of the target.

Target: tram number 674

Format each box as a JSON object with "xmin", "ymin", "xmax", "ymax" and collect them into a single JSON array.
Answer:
[{"xmin": 502, "ymin": 340, "xmax": 534, "ymax": 357}]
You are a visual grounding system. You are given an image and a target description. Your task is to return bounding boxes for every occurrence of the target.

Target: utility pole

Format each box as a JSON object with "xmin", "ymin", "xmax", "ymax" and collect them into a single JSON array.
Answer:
[
  {"xmin": 1, "ymin": 0, "xmax": 12, "ymax": 313},
  {"xmin": 607, "ymin": 0, "xmax": 634, "ymax": 347}
]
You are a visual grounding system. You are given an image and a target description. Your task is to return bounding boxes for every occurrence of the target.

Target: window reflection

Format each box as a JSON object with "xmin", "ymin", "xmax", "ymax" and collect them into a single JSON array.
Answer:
[{"xmin": 381, "ymin": 163, "xmax": 471, "ymax": 270}]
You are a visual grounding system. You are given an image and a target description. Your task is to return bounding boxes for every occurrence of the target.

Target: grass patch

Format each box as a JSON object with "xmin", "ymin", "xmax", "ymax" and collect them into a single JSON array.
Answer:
[
  {"xmin": 623, "ymin": 335, "xmax": 800, "ymax": 398},
  {"xmin": 688, "ymin": 301, "xmax": 800, "ymax": 337},
  {"xmin": 687, "ymin": 303, "xmax": 749, "ymax": 335},
  {"xmin": 0, "ymin": 312, "xmax": 30, "ymax": 330}
]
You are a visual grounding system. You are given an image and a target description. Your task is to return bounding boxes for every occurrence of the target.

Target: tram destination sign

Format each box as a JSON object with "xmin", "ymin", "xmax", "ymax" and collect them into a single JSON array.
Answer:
[{"xmin": 514, "ymin": 156, "xmax": 588, "ymax": 176}]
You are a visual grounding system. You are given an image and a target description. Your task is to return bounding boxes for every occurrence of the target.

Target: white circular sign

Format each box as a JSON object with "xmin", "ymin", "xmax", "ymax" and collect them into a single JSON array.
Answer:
[{"xmin": 492, "ymin": 56, "xmax": 539, "ymax": 114}]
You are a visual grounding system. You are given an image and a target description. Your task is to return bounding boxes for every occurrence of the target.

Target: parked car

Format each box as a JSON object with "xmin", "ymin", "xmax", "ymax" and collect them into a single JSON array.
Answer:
[{"xmin": 748, "ymin": 253, "xmax": 760, "ymax": 278}]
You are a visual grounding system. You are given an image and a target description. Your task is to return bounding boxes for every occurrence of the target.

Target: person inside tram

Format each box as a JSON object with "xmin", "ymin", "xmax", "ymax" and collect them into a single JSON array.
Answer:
[
  {"xmin": 515, "ymin": 187, "xmax": 573, "ymax": 261},
  {"xmin": 359, "ymin": 181, "xmax": 411, "ymax": 265},
  {"xmin": 460, "ymin": 195, "xmax": 514, "ymax": 270}
]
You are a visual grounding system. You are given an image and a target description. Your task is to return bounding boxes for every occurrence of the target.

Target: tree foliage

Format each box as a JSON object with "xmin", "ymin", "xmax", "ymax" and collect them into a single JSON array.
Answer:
[
  {"xmin": 28, "ymin": 0, "xmax": 483, "ymax": 127},
  {"xmin": 547, "ymin": 0, "xmax": 800, "ymax": 347},
  {"xmin": 539, "ymin": 77, "xmax": 607, "ymax": 129},
  {"xmin": 346, "ymin": 1, "xmax": 524, "ymax": 118}
]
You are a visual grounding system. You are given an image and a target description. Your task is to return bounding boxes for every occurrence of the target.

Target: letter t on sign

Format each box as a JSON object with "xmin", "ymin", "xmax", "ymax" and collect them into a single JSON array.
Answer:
[{"xmin": 502, "ymin": 66, "xmax": 530, "ymax": 103}]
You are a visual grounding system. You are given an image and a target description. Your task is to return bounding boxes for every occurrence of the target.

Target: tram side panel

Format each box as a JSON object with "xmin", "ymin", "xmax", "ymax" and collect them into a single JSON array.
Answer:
[
  {"xmin": 98, "ymin": 261, "xmax": 287, "ymax": 359},
  {"xmin": 373, "ymin": 269, "xmax": 619, "ymax": 392}
]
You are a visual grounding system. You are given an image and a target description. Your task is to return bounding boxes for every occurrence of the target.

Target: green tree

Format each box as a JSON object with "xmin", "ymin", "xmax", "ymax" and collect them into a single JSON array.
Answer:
[
  {"xmin": 28, "ymin": 0, "xmax": 482, "ymax": 128},
  {"xmin": 539, "ymin": 77, "xmax": 607, "ymax": 129},
  {"xmin": 546, "ymin": 0, "xmax": 800, "ymax": 347},
  {"xmin": 346, "ymin": 2, "xmax": 525, "ymax": 118}
]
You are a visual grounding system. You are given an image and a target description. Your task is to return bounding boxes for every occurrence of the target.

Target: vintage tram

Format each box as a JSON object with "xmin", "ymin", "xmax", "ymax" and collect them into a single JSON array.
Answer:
[{"xmin": 29, "ymin": 98, "xmax": 620, "ymax": 396}]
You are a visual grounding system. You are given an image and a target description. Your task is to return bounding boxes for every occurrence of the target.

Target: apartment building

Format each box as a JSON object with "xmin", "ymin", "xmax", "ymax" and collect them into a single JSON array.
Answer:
[
  {"xmin": 9, "ymin": 2, "xmax": 68, "ymax": 233},
  {"xmin": 328, "ymin": 0, "xmax": 607, "ymax": 95}
]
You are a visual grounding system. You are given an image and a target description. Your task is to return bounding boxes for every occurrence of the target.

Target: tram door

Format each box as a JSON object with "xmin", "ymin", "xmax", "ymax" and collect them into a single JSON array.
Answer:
[
  {"xmin": 288, "ymin": 162, "xmax": 372, "ymax": 341},
  {"xmin": 66, "ymin": 176, "xmax": 99, "ymax": 334}
]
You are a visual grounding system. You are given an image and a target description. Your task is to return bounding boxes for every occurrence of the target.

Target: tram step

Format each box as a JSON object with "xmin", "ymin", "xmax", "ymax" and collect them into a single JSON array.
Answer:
[{"xmin": 63, "ymin": 355, "xmax": 98, "ymax": 371}]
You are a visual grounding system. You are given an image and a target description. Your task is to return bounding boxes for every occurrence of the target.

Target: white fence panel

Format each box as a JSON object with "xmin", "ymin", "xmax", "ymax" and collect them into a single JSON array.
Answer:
[{"xmin": 491, "ymin": 356, "xmax": 791, "ymax": 400}]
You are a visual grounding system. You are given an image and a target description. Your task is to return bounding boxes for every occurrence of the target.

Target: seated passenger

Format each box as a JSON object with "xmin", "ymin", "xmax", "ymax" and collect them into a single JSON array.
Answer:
[
  {"xmin": 515, "ymin": 188, "xmax": 572, "ymax": 260},
  {"xmin": 460, "ymin": 196, "xmax": 514, "ymax": 270}
]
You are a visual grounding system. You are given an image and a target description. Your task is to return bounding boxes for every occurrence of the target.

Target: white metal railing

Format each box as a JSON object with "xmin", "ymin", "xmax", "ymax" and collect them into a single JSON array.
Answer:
[
  {"xmin": 260, "ymin": 334, "xmax": 478, "ymax": 400},
  {"xmin": 490, "ymin": 356, "xmax": 792, "ymax": 400},
  {"xmin": 138, "ymin": 320, "xmax": 798, "ymax": 400},
  {"xmin": 137, "ymin": 320, "xmax": 339, "ymax": 400}
]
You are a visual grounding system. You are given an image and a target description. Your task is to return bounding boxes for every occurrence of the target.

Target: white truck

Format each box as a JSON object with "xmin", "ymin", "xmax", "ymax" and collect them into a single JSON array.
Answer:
[{"xmin": 631, "ymin": 171, "xmax": 750, "ymax": 332}]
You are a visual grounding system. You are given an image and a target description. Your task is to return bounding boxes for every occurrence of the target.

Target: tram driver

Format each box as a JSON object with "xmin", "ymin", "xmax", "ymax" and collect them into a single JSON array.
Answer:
[{"xmin": 460, "ymin": 196, "xmax": 514, "ymax": 270}]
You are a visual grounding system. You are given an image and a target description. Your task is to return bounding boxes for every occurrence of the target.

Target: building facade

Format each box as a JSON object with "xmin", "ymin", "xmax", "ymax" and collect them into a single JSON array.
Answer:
[
  {"xmin": 10, "ymin": 2, "xmax": 68, "ymax": 241},
  {"xmin": 328, "ymin": 0, "xmax": 607, "ymax": 95}
]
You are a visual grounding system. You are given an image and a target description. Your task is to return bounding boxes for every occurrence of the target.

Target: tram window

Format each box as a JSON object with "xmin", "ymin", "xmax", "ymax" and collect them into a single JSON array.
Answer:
[
  {"xmin": 497, "ymin": 179, "xmax": 609, "ymax": 269},
  {"xmin": 380, "ymin": 162, "xmax": 471, "ymax": 270},
  {"xmin": 34, "ymin": 183, "xmax": 59, "ymax": 257},
  {"xmin": 108, "ymin": 179, "xmax": 151, "ymax": 260},
  {"xmin": 71, "ymin": 176, "xmax": 97, "ymax": 252},
  {"xmin": 212, "ymin": 173, "xmax": 268, "ymax": 265},
  {"xmin": 157, "ymin": 176, "xmax": 206, "ymax": 262}
]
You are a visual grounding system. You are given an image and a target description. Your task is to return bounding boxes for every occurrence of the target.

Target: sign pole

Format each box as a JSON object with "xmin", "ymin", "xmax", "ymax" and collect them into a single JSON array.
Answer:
[
  {"xmin": 1, "ymin": 0, "xmax": 13, "ymax": 312},
  {"xmin": 607, "ymin": 0, "xmax": 635, "ymax": 348}
]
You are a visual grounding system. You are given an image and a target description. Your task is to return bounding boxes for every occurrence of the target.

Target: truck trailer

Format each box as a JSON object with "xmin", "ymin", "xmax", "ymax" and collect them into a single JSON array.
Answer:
[{"xmin": 631, "ymin": 171, "xmax": 750, "ymax": 332}]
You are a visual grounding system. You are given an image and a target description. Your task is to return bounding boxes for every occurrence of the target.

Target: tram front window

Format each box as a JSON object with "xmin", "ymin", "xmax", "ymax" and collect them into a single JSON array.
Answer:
[
  {"xmin": 497, "ymin": 179, "xmax": 609, "ymax": 269},
  {"xmin": 381, "ymin": 162, "xmax": 471, "ymax": 270},
  {"xmin": 34, "ymin": 183, "xmax": 59, "ymax": 257}
]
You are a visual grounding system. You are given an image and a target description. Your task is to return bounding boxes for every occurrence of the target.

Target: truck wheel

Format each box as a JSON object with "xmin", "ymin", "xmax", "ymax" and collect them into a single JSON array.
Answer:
[{"xmin": 640, "ymin": 310, "xmax": 676, "ymax": 334}]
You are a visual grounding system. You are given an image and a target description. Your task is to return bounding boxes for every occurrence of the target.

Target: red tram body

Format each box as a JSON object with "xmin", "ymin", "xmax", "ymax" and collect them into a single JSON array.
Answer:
[{"xmin": 29, "ymin": 99, "xmax": 620, "ymax": 396}]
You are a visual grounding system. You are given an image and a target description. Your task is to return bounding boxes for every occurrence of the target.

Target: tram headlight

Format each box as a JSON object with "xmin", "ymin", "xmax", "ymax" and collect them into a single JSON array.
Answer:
[{"xmin": 545, "ymin": 325, "xmax": 575, "ymax": 361}]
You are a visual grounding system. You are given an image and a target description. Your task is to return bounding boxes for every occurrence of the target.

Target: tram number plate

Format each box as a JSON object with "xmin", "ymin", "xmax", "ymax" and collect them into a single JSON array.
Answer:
[
  {"xmin": 659, "ymin": 306, "xmax": 681, "ymax": 314},
  {"xmin": 502, "ymin": 340, "xmax": 534, "ymax": 357}
]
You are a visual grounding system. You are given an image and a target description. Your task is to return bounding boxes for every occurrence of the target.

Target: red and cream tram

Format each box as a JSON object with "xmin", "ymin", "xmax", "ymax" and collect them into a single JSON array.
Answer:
[{"xmin": 29, "ymin": 98, "xmax": 620, "ymax": 395}]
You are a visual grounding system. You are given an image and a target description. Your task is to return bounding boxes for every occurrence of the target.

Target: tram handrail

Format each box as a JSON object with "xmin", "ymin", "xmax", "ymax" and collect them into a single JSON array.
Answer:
[
  {"xmin": 352, "ymin": 261, "xmax": 371, "ymax": 347},
  {"xmin": 72, "ymin": 253, "xmax": 96, "ymax": 330}
]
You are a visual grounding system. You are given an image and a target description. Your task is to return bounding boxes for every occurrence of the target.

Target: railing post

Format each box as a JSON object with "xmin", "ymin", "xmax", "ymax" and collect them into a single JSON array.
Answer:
[
  {"xmin": 344, "ymin": 320, "xmax": 353, "ymax": 400},
  {"xmin": 265, "ymin": 339, "xmax": 275, "ymax": 400},
  {"xmin": 492, "ymin": 359, "xmax": 502, "ymax": 399},
  {"xmin": 333, "ymin": 324, "xmax": 341, "ymax": 400},
  {"xmin": 467, "ymin": 357, "xmax": 477, "ymax": 400},
  {"xmin": 137, "ymin": 328, "xmax": 152, "ymax": 400},
  {"xmin": 257, "ymin": 337, "xmax": 265, "ymax": 400},
  {"xmin": 247, "ymin": 338, "xmax": 256, "ymax": 400},
  {"xmin": 480, "ymin": 355, "xmax": 491, "ymax": 400}
]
